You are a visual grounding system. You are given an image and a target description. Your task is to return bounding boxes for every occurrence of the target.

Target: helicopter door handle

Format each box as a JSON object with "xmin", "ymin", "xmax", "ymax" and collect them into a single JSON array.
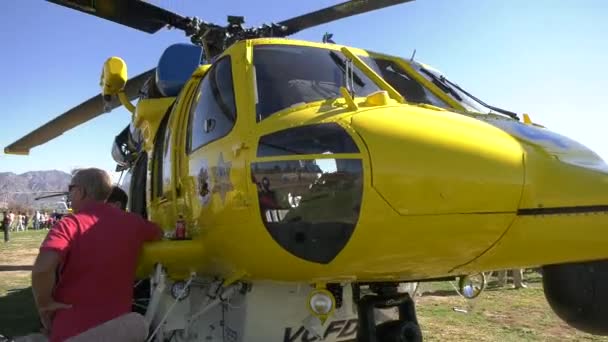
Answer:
[{"xmin": 204, "ymin": 118, "xmax": 216, "ymax": 133}]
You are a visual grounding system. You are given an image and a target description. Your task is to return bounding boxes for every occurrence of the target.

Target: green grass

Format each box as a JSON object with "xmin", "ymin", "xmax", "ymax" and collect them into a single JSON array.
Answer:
[
  {"xmin": 0, "ymin": 230, "xmax": 48, "ymax": 336},
  {"xmin": 415, "ymin": 276, "xmax": 608, "ymax": 341},
  {"xmin": 1, "ymin": 229, "xmax": 47, "ymax": 251},
  {"xmin": 2, "ymin": 231, "xmax": 608, "ymax": 340}
]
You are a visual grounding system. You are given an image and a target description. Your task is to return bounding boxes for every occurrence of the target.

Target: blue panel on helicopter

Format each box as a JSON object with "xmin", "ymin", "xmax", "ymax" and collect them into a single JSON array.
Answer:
[{"xmin": 156, "ymin": 43, "xmax": 203, "ymax": 97}]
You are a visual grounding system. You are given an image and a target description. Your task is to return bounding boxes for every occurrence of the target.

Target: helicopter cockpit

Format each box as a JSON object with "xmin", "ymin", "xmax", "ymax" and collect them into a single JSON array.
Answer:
[{"xmin": 252, "ymin": 44, "xmax": 451, "ymax": 121}]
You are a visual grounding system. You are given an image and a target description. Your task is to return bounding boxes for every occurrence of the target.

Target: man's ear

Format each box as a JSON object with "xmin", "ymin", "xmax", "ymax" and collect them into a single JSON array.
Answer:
[{"xmin": 79, "ymin": 187, "xmax": 88, "ymax": 200}]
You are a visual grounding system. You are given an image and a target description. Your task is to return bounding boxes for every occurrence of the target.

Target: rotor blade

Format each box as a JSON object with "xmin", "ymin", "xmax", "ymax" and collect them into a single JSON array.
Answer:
[
  {"xmin": 46, "ymin": 0, "xmax": 188, "ymax": 33},
  {"xmin": 35, "ymin": 192, "xmax": 68, "ymax": 201},
  {"xmin": 4, "ymin": 68, "xmax": 155, "ymax": 155},
  {"xmin": 277, "ymin": 0, "xmax": 414, "ymax": 36}
]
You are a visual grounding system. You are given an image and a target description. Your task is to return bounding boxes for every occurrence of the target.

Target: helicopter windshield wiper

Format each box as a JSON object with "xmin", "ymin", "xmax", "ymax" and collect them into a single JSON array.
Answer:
[
  {"xmin": 419, "ymin": 68, "xmax": 462, "ymax": 101},
  {"xmin": 420, "ymin": 68, "xmax": 519, "ymax": 120},
  {"xmin": 438, "ymin": 76, "xmax": 520, "ymax": 120},
  {"xmin": 329, "ymin": 51, "xmax": 365, "ymax": 89}
]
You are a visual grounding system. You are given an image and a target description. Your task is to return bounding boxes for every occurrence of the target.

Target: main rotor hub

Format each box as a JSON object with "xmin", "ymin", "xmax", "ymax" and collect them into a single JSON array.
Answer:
[{"xmin": 180, "ymin": 15, "xmax": 288, "ymax": 60}]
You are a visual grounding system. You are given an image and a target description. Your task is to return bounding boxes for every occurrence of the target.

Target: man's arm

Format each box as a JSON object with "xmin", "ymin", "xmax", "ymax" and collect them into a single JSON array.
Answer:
[
  {"xmin": 141, "ymin": 219, "xmax": 163, "ymax": 241},
  {"xmin": 33, "ymin": 217, "xmax": 76, "ymax": 331},
  {"xmin": 31, "ymin": 250, "xmax": 61, "ymax": 310},
  {"xmin": 32, "ymin": 250, "xmax": 71, "ymax": 333}
]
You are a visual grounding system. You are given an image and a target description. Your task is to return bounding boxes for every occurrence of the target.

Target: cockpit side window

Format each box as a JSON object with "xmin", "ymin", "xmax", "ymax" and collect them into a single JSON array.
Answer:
[
  {"xmin": 187, "ymin": 56, "xmax": 237, "ymax": 153},
  {"xmin": 152, "ymin": 110, "xmax": 171, "ymax": 199}
]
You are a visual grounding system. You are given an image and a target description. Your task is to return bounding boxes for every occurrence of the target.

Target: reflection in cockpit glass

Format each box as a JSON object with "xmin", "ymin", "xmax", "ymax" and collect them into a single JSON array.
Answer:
[
  {"xmin": 251, "ymin": 158, "xmax": 362, "ymax": 263},
  {"xmin": 253, "ymin": 158, "xmax": 354, "ymax": 223}
]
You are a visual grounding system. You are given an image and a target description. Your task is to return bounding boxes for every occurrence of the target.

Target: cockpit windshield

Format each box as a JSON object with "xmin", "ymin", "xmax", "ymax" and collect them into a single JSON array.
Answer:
[
  {"xmin": 253, "ymin": 45, "xmax": 451, "ymax": 121},
  {"xmin": 360, "ymin": 56, "xmax": 449, "ymax": 109},
  {"xmin": 253, "ymin": 45, "xmax": 382, "ymax": 121}
]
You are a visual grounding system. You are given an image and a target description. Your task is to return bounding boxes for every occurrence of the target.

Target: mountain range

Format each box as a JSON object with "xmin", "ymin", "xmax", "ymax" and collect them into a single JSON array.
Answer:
[{"xmin": 0, "ymin": 170, "xmax": 72, "ymax": 211}]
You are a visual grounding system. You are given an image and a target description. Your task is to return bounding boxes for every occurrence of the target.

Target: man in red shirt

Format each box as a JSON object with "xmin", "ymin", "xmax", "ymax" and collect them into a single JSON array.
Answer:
[{"xmin": 31, "ymin": 168, "xmax": 163, "ymax": 342}]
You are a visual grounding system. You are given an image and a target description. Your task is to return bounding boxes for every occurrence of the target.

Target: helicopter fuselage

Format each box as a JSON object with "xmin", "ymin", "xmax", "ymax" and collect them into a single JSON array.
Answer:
[
  {"xmin": 127, "ymin": 38, "xmax": 608, "ymax": 285},
  {"xmin": 112, "ymin": 38, "xmax": 608, "ymax": 340}
]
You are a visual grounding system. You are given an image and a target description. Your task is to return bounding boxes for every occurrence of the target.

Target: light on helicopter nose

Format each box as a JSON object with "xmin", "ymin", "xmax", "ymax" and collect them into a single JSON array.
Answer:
[
  {"xmin": 307, "ymin": 289, "xmax": 336, "ymax": 317},
  {"xmin": 310, "ymin": 293, "xmax": 333, "ymax": 315}
]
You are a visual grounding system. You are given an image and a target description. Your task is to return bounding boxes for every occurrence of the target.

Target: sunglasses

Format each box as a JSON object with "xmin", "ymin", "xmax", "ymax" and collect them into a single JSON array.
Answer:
[{"xmin": 68, "ymin": 184, "xmax": 80, "ymax": 192}]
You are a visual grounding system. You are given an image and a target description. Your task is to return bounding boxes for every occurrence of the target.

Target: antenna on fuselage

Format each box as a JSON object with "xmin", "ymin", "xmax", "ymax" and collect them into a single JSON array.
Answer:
[{"xmin": 322, "ymin": 32, "xmax": 335, "ymax": 44}]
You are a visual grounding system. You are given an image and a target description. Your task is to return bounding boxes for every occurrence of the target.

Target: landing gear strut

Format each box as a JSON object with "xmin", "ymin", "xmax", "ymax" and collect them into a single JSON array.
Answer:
[{"xmin": 356, "ymin": 284, "xmax": 423, "ymax": 342}]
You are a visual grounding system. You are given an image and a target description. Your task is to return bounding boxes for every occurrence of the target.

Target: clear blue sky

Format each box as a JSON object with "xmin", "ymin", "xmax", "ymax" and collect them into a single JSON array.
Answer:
[{"xmin": 1, "ymin": 0, "xmax": 607, "ymax": 182}]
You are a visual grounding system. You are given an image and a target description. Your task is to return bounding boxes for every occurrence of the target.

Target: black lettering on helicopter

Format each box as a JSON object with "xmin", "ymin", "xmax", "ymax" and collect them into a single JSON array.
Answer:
[
  {"xmin": 283, "ymin": 327, "xmax": 302, "ymax": 342},
  {"xmin": 283, "ymin": 319, "xmax": 358, "ymax": 342},
  {"xmin": 337, "ymin": 319, "xmax": 358, "ymax": 338},
  {"xmin": 324, "ymin": 320, "xmax": 345, "ymax": 338}
]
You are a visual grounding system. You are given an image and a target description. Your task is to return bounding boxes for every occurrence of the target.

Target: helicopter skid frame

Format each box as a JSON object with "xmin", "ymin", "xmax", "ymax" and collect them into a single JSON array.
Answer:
[{"xmin": 142, "ymin": 265, "xmax": 424, "ymax": 342}]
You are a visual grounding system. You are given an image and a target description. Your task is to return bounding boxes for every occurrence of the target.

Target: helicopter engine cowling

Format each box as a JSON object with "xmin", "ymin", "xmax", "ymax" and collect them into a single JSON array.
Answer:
[{"xmin": 542, "ymin": 259, "xmax": 608, "ymax": 335}]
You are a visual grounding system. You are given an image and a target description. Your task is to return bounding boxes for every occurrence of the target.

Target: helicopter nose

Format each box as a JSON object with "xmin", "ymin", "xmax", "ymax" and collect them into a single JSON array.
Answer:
[
  {"xmin": 349, "ymin": 106, "xmax": 526, "ymax": 215},
  {"xmin": 486, "ymin": 118, "xmax": 608, "ymax": 211},
  {"xmin": 347, "ymin": 105, "xmax": 608, "ymax": 276},
  {"xmin": 424, "ymin": 115, "xmax": 608, "ymax": 278},
  {"xmin": 518, "ymin": 140, "xmax": 608, "ymax": 212},
  {"xmin": 464, "ymin": 119, "xmax": 608, "ymax": 270}
]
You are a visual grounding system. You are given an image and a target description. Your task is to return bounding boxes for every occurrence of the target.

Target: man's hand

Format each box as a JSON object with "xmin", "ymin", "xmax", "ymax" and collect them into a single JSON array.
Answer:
[
  {"xmin": 32, "ymin": 249, "xmax": 65, "ymax": 337},
  {"xmin": 38, "ymin": 300, "xmax": 72, "ymax": 335},
  {"xmin": 40, "ymin": 300, "xmax": 72, "ymax": 313}
]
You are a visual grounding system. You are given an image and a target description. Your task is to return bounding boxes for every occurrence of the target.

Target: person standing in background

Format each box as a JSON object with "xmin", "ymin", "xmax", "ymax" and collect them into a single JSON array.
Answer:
[
  {"xmin": 2, "ymin": 211, "xmax": 9, "ymax": 243},
  {"xmin": 496, "ymin": 269, "xmax": 528, "ymax": 289}
]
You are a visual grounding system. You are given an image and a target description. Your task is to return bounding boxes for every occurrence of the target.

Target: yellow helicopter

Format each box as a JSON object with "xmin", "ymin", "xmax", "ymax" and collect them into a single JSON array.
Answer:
[{"xmin": 6, "ymin": 0, "xmax": 608, "ymax": 341}]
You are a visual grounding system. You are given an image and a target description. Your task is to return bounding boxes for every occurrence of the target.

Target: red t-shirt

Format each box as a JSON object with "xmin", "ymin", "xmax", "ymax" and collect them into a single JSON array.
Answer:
[{"xmin": 40, "ymin": 201, "xmax": 162, "ymax": 342}]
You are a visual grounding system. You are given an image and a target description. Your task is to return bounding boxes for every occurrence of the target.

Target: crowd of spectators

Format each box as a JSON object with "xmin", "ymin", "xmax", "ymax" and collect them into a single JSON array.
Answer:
[{"xmin": 0, "ymin": 210, "xmax": 65, "ymax": 232}]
